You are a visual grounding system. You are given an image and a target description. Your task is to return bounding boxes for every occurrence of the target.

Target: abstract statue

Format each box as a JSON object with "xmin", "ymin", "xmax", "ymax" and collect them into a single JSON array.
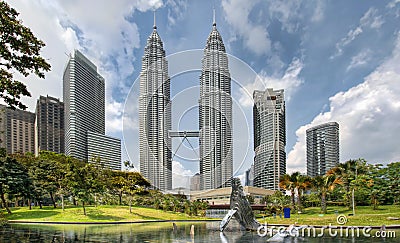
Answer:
[{"xmin": 220, "ymin": 178, "xmax": 261, "ymax": 231}]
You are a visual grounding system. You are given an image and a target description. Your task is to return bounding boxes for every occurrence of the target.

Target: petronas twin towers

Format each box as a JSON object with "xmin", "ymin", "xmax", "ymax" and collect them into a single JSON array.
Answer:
[{"xmin": 139, "ymin": 16, "xmax": 233, "ymax": 191}]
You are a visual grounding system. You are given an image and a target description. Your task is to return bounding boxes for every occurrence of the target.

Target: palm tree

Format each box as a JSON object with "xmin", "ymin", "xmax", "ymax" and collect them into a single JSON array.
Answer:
[
  {"xmin": 296, "ymin": 174, "xmax": 312, "ymax": 212},
  {"xmin": 279, "ymin": 172, "xmax": 300, "ymax": 209},
  {"xmin": 312, "ymin": 170, "xmax": 343, "ymax": 213}
]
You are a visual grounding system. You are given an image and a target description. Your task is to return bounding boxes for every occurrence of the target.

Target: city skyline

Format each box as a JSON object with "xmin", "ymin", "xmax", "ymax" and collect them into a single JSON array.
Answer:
[{"xmin": 6, "ymin": 1, "xmax": 400, "ymax": 188}]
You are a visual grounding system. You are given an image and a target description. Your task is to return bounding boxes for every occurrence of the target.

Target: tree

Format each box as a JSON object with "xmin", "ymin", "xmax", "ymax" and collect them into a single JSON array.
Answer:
[
  {"xmin": 279, "ymin": 172, "xmax": 300, "ymax": 209},
  {"xmin": 312, "ymin": 170, "xmax": 343, "ymax": 214},
  {"xmin": 120, "ymin": 171, "xmax": 150, "ymax": 213},
  {"xmin": 0, "ymin": 1, "xmax": 51, "ymax": 110},
  {"xmin": 66, "ymin": 160, "xmax": 104, "ymax": 215},
  {"xmin": 0, "ymin": 155, "xmax": 32, "ymax": 214},
  {"xmin": 296, "ymin": 174, "xmax": 312, "ymax": 212}
]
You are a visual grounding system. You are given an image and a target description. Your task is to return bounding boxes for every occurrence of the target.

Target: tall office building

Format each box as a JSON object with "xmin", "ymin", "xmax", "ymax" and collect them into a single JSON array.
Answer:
[
  {"xmin": 253, "ymin": 89, "xmax": 286, "ymax": 190},
  {"xmin": 87, "ymin": 131, "xmax": 121, "ymax": 171},
  {"xmin": 139, "ymin": 22, "xmax": 172, "ymax": 190},
  {"xmin": 35, "ymin": 95, "xmax": 64, "ymax": 155},
  {"xmin": 63, "ymin": 50, "xmax": 121, "ymax": 170},
  {"xmin": 306, "ymin": 122, "xmax": 339, "ymax": 177},
  {"xmin": 199, "ymin": 18, "xmax": 233, "ymax": 190},
  {"xmin": 0, "ymin": 105, "xmax": 35, "ymax": 154}
]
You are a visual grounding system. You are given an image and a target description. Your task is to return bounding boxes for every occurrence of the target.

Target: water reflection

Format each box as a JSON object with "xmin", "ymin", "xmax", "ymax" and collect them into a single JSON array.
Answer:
[{"xmin": 0, "ymin": 222, "xmax": 398, "ymax": 243}]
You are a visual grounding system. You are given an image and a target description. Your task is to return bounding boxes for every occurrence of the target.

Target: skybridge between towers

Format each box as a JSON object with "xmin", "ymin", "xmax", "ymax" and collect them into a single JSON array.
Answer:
[{"xmin": 169, "ymin": 131, "xmax": 200, "ymax": 160}]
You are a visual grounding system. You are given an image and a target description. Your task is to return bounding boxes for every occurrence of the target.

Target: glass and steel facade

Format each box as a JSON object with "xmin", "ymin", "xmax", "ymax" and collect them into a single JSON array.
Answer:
[
  {"xmin": 139, "ymin": 25, "xmax": 172, "ymax": 190},
  {"xmin": 306, "ymin": 122, "xmax": 339, "ymax": 177},
  {"xmin": 87, "ymin": 131, "xmax": 121, "ymax": 171},
  {"xmin": 199, "ymin": 21, "xmax": 233, "ymax": 190},
  {"xmin": 253, "ymin": 89, "xmax": 286, "ymax": 190},
  {"xmin": 63, "ymin": 50, "xmax": 120, "ymax": 170}
]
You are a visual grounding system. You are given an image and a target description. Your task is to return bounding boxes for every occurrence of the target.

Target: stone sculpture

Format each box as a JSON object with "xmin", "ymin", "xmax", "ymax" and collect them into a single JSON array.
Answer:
[{"xmin": 220, "ymin": 178, "xmax": 261, "ymax": 231}]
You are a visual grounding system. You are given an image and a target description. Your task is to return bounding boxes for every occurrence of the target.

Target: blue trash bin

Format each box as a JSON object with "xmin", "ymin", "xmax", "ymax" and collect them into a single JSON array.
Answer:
[{"xmin": 283, "ymin": 207, "xmax": 291, "ymax": 218}]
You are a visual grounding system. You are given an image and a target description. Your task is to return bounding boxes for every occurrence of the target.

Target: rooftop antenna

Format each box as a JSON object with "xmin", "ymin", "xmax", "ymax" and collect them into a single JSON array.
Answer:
[
  {"xmin": 213, "ymin": 7, "xmax": 216, "ymax": 26},
  {"xmin": 153, "ymin": 10, "xmax": 157, "ymax": 29}
]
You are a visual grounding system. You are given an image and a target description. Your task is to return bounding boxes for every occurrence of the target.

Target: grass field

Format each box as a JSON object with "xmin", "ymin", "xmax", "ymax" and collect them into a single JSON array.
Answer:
[
  {"xmin": 3, "ymin": 205, "xmax": 400, "ymax": 226},
  {"xmin": 3, "ymin": 205, "xmax": 210, "ymax": 223},
  {"xmin": 258, "ymin": 205, "xmax": 400, "ymax": 226}
]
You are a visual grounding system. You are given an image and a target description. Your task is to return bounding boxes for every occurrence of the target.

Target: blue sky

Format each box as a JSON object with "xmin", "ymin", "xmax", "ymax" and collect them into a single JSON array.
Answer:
[{"xmin": 8, "ymin": 0, "xmax": 400, "ymax": 188}]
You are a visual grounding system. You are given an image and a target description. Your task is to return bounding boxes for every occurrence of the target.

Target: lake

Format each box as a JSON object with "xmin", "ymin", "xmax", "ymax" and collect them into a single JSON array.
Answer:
[{"xmin": 0, "ymin": 221, "xmax": 398, "ymax": 242}]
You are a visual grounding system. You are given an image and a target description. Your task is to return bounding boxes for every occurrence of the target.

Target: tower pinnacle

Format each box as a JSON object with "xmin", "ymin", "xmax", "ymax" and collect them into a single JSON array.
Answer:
[
  {"xmin": 213, "ymin": 7, "xmax": 216, "ymax": 26},
  {"xmin": 153, "ymin": 10, "xmax": 157, "ymax": 29}
]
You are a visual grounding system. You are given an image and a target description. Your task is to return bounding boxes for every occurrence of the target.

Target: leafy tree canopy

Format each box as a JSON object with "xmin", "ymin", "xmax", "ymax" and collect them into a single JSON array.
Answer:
[{"xmin": 0, "ymin": 1, "xmax": 50, "ymax": 110}]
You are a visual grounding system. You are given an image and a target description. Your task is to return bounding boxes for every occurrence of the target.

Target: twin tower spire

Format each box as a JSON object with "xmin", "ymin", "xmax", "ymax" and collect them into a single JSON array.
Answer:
[{"xmin": 139, "ymin": 11, "xmax": 232, "ymax": 191}]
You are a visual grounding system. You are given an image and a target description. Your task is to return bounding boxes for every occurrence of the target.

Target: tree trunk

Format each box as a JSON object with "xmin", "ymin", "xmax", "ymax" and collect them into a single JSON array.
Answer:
[
  {"xmin": 321, "ymin": 192, "xmax": 327, "ymax": 214},
  {"xmin": 28, "ymin": 198, "xmax": 32, "ymax": 210},
  {"xmin": 49, "ymin": 191, "xmax": 57, "ymax": 208},
  {"xmin": 119, "ymin": 191, "xmax": 122, "ymax": 205},
  {"xmin": 291, "ymin": 189, "xmax": 296, "ymax": 208},
  {"xmin": 73, "ymin": 196, "xmax": 76, "ymax": 206},
  {"xmin": 61, "ymin": 194, "xmax": 64, "ymax": 211},
  {"xmin": 82, "ymin": 201, "xmax": 86, "ymax": 216},
  {"xmin": 39, "ymin": 200, "xmax": 43, "ymax": 209},
  {"xmin": 297, "ymin": 190, "xmax": 303, "ymax": 212},
  {"xmin": 0, "ymin": 186, "xmax": 11, "ymax": 214},
  {"xmin": 129, "ymin": 196, "xmax": 132, "ymax": 213}
]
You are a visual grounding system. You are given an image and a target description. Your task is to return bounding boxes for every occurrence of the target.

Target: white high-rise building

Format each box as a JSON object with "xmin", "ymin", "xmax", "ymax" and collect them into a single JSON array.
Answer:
[
  {"xmin": 63, "ymin": 50, "xmax": 121, "ymax": 170},
  {"xmin": 199, "ymin": 18, "xmax": 233, "ymax": 189},
  {"xmin": 253, "ymin": 89, "xmax": 286, "ymax": 190},
  {"xmin": 306, "ymin": 122, "xmax": 339, "ymax": 177},
  {"xmin": 139, "ymin": 22, "xmax": 172, "ymax": 190}
]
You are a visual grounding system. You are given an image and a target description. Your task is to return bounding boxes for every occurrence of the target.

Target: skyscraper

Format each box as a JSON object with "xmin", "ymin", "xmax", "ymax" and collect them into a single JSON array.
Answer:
[
  {"xmin": 199, "ymin": 18, "xmax": 233, "ymax": 190},
  {"xmin": 0, "ymin": 105, "xmax": 35, "ymax": 154},
  {"xmin": 139, "ymin": 21, "xmax": 172, "ymax": 190},
  {"xmin": 253, "ymin": 89, "xmax": 286, "ymax": 190},
  {"xmin": 63, "ymin": 50, "xmax": 121, "ymax": 169},
  {"xmin": 306, "ymin": 122, "xmax": 339, "ymax": 177},
  {"xmin": 35, "ymin": 95, "xmax": 64, "ymax": 155}
]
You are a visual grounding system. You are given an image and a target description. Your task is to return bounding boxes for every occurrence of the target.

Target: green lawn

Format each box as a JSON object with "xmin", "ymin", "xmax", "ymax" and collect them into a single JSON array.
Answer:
[
  {"xmin": 3, "ymin": 205, "xmax": 210, "ymax": 222},
  {"xmin": 258, "ymin": 205, "xmax": 400, "ymax": 226}
]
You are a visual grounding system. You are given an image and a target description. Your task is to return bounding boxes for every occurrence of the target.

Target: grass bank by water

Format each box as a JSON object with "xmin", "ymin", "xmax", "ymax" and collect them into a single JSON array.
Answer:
[
  {"xmin": 258, "ymin": 205, "xmax": 400, "ymax": 226},
  {"xmin": 3, "ymin": 205, "xmax": 210, "ymax": 223}
]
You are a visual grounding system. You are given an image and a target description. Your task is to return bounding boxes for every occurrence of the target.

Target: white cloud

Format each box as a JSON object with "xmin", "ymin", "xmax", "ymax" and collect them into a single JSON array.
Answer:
[
  {"xmin": 287, "ymin": 33, "xmax": 400, "ymax": 173},
  {"xmin": 387, "ymin": 0, "xmax": 400, "ymax": 9},
  {"xmin": 311, "ymin": 0, "xmax": 325, "ymax": 22},
  {"xmin": 267, "ymin": 0, "xmax": 302, "ymax": 33},
  {"xmin": 331, "ymin": 7, "xmax": 384, "ymax": 59},
  {"xmin": 172, "ymin": 161, "xmax": 194, "ymax": 189},
  {"xmin": 239, "ymin": 58, "xmax": 304, "ymax": 107},
  {"xmin": 166, "ymin": 0, "xmax": 187, "ymax": 27},
  {"xmin": 222, "ymin": 0, "xmax": 271, "ymax": 55},
  {"xmin": 346, "ymin": 49, "xmax": 372, "ymax": 71},
  {"xmin": 331, "ymin": 27, "xmax": 363, "ymax": 59}
]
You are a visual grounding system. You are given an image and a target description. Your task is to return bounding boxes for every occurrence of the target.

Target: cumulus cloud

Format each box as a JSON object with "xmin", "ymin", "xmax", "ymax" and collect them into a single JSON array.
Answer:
[
  {"xmin": 331, "ymin": 7, "xmax": 384, "ymax": 59},
  {"xmin": 222, "ymin": 0, "xmax": 271, "ymax": 55},
  {"xmin": 172, "ymin": 161, "xmax": 194, "ymax": 189},
  {"xmin": 238, "ymin": 58, "xmax": 304, "ymax": 107},
  {"xmin": 287, "ymin": 33, "xmax": 400, "ymax": 173}
]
